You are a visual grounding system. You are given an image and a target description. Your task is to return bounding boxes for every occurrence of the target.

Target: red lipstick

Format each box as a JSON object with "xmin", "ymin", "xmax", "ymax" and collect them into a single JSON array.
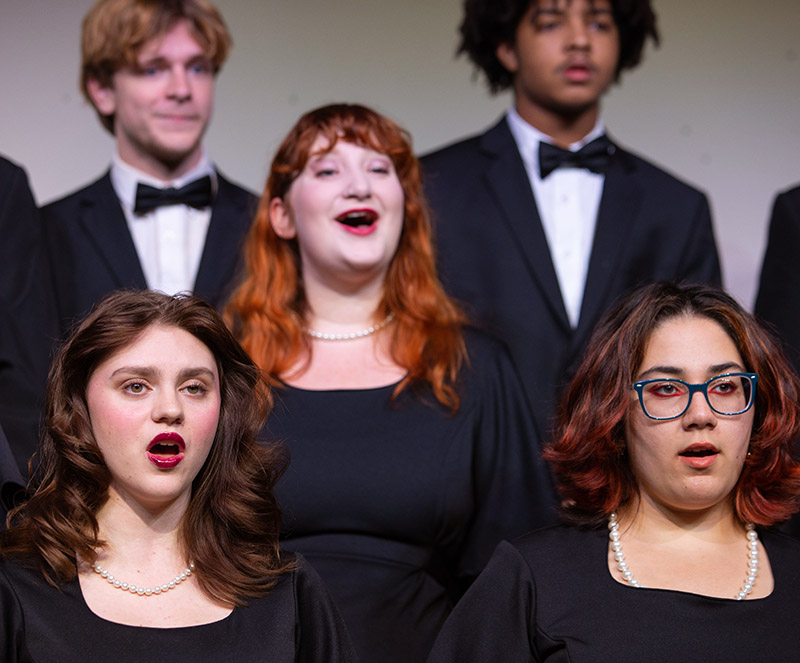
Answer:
[
  {"xmin": 678, "ymin": 443, "xmax": 719, "ymax": 469},
  {"xmin": 146, "ymin": 432, "xmax": 185, "ymax": 469},
  {"xmin": 335, "ymin": 208, "xmax": 378, "ymax": 236}
]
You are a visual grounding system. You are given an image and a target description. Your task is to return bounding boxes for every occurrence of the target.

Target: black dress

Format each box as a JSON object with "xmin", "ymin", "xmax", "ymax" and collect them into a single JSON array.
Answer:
[
  {"xmin": 427, "ymin": 524, "xmax": 800, "ymax": 662},
  {"xmin": 0, "ymin": 553, "xmax": 356, "ymax": 662},
  {"xmin": 267, "ymin": 330, "xmax": 557, "ymax": 663}
]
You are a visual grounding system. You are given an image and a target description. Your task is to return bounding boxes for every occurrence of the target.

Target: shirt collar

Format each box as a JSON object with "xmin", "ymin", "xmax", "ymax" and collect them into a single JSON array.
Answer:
[
  {"xmin": 505, "ymin": 107, "xmax": 606, "ymax": 179},
  {"xmin": 110, "ymin": 152, "xmax": 217, "ymax": 213}
]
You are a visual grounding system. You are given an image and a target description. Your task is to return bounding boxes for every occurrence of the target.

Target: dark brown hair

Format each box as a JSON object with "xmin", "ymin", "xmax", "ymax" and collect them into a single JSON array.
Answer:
[
  {"xmin": 1, "ymin": 290, "xmax": 292, "ymax": 605},
  {"xmin": 459, "ymin": 0, "xmax": 659, "ymax": 93},
  {"xmin": 225, "ymin": 103, "xmax": 467, "ymax": 410},
  {"xmin": 81, "ymin": 0, "xmax": 231, "ymax": 133},
  {"xmin": 544, "ymin": 282, "xmax": 800, "ymax": 527}
]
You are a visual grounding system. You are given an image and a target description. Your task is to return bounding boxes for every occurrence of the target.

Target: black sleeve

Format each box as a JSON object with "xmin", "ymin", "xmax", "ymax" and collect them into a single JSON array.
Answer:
[
  {"xmin": 453, "ymin": 337, "xmax": 558, "ymax": 589},
  {"xmin": 427, "ymin": 540, "xmax": 536, "ymax": 663},
  {"xmin": 755, "ymin": 188, "xmax": 800, "ymax": 375},
  {"xmin": 293, "ymin": 556, "xmax": 358, "ymax": 663}
]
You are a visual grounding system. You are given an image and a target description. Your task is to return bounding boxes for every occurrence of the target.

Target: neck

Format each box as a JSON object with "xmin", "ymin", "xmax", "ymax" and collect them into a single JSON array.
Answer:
[
  {"xmin": 116, "ymin": 146, "xmax": 204, "ymax": 183},
  {"xmin": 618, "ymin": 494, "xmax": 745, "ymax": 544},
  {"xmin": 94, "ymin": 486, "xmax": 188, "ymax": 561},
  {"xmin": 514, "ymin": 97, "xmax": 601, "ymax": 148},
  {"xmin": 302, "ymin": 272, "xmax": 385, "ymax": 332}
]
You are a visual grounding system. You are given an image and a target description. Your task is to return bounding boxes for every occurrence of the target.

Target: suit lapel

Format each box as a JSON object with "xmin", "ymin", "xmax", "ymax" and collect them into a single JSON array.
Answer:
[
  {"xmin": 574, "ymin": 145, "xmax": 642, "ymax": 348},
  {"xmin": 480, "ymin": 120, "xmax": 571, "ymax": 332},
  {"xmin": 79, "ymin": 173, "xmax": 147, "ymax": 289},
  {"xmin": 193, "ymin": 172, "xmax": 253, "ymax": 307}
]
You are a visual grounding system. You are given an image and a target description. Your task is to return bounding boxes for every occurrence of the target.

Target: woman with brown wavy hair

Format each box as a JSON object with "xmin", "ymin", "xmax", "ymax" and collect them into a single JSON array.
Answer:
[
  {"xmin": 0, "ymin": 290, "xmax": 355, "ymax": 662},
  {"xmin": 226, "ymin": 103, "xmax": 555, "ymax": 663},
  {"xmin": 428, "ymin": 282, "xmax": 800, "ymax": 662}
]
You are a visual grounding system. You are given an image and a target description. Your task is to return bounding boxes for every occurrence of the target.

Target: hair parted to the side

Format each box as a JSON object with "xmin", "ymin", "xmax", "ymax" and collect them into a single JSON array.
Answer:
[
  {"xmin": 225, "ymin": 103, "xmax": 467, "ymax": 411},
  {"xmin": 81, "ymin": 0, "xmax": 231, "ymax": 133},
  {"xmin": 543, "ymin": 281, "xmax": 800, "ymax": 527},
  {"xmin": 459, "ymin": 0, "xmax": 660, "ymax": 93},
  {"xmin": 1, "ymin": 290, "xmax": 293, "ymax": 605}
]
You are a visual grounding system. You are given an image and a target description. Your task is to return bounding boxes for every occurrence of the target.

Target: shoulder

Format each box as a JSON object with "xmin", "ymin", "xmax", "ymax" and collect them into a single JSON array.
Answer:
[
  {"xmin": 611, "ymin": 141, "xmax": 708, "ymax": 201},
  {"xmin": 421, "ymin": 117, "xmax": 510, "ymax": 173},
  {"xmin": 41, "ymin": 173, "xmax": 112, "ymax": 219},
  {"xmin": 511, "ymin": 523, "xmax": 604, "ymax": 565},
  {"xmin": 214, "ymin": 170, "xmax": 258, "ymax": 205},
  {"xmin": 0, "ymin": 154, "xmax": 26, "ymax": 184},
  {"xmin": 772, "ymin": 183, "xmax": 800, "ymax": 215}
]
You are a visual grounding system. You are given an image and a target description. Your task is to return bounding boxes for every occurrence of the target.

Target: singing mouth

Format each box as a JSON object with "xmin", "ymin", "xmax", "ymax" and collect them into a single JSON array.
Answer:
[
  {"xmin": 679, "ymin": 443, "xmax": 719, "ymax": 458},
  {"xmin": 147, "ymin": 432, "xmax": 185, "ymax": 458},
  {"xmin": 335, "ymin": 209, "xmax": 378, "ymax": 229}
]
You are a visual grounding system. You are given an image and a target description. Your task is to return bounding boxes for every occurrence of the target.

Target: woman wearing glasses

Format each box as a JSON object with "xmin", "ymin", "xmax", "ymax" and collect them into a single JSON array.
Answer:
[{"xmin": 428, "ymin": 282, "xmax": 800, "ymax": 662}]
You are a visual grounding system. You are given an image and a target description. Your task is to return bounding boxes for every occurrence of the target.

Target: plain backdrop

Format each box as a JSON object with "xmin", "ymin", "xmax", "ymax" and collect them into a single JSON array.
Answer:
[{"xmin": 1, "ymin": 0, "xmax": 798, "ymax": 308}]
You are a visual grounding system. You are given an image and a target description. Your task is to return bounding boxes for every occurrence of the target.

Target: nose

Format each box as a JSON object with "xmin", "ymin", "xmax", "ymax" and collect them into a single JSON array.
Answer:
[
  {"xmin": 166, "ymin": 65, "xmax": 191, "ymax": 101},
  {"xmin": 566, "ymin": 17, "xmax": 590, "ymax": 50},
  {"xmin": 152, "ymin": 389, "xmax": 184, "ymax": 425},
  {"xmin": 681, "ymin": 390, "xmax": 717, "ymax": 430},
  {"xmin": 344, "ymin": 168, "xmax": 372, "ymax": 199}
]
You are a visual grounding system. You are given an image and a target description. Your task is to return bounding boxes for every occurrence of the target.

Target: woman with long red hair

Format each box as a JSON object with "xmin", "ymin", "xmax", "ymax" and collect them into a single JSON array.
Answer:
[
  {"xmin": 226, "ymin": 103, "xmax": 555, "ymax": 663},
  {"xmin": 428, "ymin": 282, "xmax": 800, "ymax": 662}
]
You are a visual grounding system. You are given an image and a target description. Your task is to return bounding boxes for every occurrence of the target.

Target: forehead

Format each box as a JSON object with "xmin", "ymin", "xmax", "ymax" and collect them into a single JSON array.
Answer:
[
  {"xmin": 135, "ymin": 19, "xmax": 207, "ymax": 61},
  {"xmin": 96, "ymin": 324, "xmax": 216, "ymax": 371},
  {"xmin": 640, "ymin": 315, "xmax": 743, "ymax": 371},
  {"xmin": 530, "ymin": 0, "xmax": 614, "ymax": 11}
]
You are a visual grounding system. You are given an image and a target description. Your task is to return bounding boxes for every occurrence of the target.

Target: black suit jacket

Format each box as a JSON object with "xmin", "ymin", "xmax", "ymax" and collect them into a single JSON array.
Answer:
[
  {"xmin": 0, "ymin": 156, "xmax": 58, "ymax": 474},
  {"xmin": 421, "ymin": 117, "xmax": 721, "ymax": 438},
  {"xmin": 754, "ymin": 183, "xmax": 800, "ymax": 540},
  {"xmin": 755, "ymin": 184, "xmax": 800, "ymax": 374},
  {"xmin": 42, "ymin": 170, "xmax": 257, "ymax": 336}
]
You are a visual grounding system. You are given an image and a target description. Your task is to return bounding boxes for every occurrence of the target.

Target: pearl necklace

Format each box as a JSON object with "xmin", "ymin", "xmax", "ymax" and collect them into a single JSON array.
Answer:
[
  {"xmin": 303, "ymin": 312, "xmax": 395, "ymax": 341},
  {"xmin": 608, "ymin": 512, "xmax": 759, "ymax": 600},
  {"xmin": 92, "ymin": 560, "xmax": 195, "ymax": 597}
]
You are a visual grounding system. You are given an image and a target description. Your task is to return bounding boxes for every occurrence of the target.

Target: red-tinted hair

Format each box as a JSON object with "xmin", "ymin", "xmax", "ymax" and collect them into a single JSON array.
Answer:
[
  {"xmin": 544, "ymin": 281, "xmax": 800, "ymax": 527},
  {"xmin": 225, "ymin": 104, "xmax": 466, "ymax": 409}
]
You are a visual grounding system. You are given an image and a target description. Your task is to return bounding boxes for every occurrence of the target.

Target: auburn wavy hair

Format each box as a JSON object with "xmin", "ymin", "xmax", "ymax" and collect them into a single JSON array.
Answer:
[
  {"xmin": 1, "ymin": 291, "xmax": 293, "ymax": 605},
  {"xmin": 225, "ymin": 103, "xmax": 466, "ymax": 410},
  {"xmin": 544, "ymin": 281, "xmax": 800, "ymax": 527}
]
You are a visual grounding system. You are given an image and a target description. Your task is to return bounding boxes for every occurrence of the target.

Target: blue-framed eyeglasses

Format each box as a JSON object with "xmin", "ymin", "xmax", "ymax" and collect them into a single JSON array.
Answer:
[{"xmin": 632, "ymin": 372, "xmax": 758, "ymax": 421}]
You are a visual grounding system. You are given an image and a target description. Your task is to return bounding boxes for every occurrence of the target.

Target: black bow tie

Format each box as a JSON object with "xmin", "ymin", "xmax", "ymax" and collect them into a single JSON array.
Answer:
[
  {"xmin": 134, "ymin": 175, "xmax": 213, "ymax": 214},
  {"xmin": 538, "ymin": 136, "xmax": 614, "ymax": 179}
]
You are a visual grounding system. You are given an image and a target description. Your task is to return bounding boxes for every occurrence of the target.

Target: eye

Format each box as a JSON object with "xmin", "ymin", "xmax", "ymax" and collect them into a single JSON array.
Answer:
[
  {"xmin": 647, "ymin": 381, "xmax": 684, "ymax": 397},
  {"xmin": 123, "ymin": 381, "xmax": 148, "ymax": 394},
  {"xmin": 182, "ymin": 382, "xmax": 208, "ymax": 396},
  {"xmin": 709, "ymin": 380, "xmax": 738, "ymax": 396},
  {"xmin": 188, "ymin": 60, "xmax": 213, "ymax": 75}
]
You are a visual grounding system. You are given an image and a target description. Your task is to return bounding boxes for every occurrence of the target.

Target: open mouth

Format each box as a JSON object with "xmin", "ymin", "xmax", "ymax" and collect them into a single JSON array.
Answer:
[
  {"xmin": 335, "ymin": 209, "xmax": 378, "ymax": 229},
  {"xmin": 146, "ymin": 432, "xmax": 185, "ymax": 468},
  {"xmin": 679, "ymin": 444, "xmax": 719, "ymax": 458}
]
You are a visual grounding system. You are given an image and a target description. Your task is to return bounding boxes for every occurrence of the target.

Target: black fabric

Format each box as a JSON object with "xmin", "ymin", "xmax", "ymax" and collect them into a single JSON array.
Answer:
[
  {"xmin": 133, "ymin": 175, "xmax": 213, "ymax": 214},
  {"xmin": 538, "ymin": 135, "xmax": 613, "ymax": 178},
  {"xmin": 0, "ymin": 155, "xmax": 59, "ymax": 474},
  {"xmin": 754, "ymin": 183, "xmax": 800, "ymax": 540},
  {"xmin": 421, "ymin": 117, "xmax": 721, "ymax": 439},
  {"xmin": 266, "ymin": 330, "xmax": 558, "ymax": 663},
  {"xmin": 427, "ymin": 524, "xmax": 800, "ymax": 662},
  {"xmin": 0, "ymin": 553, "xmax": 356, "ymax": 662},
  {"xmin": 41, "ymin": 170, "xmax": 256, "ymax": 338}
]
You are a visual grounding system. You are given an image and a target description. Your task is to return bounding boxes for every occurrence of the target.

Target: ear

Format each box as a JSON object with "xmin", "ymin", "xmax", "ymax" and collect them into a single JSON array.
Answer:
[
  {"xmin": 86, "ymin": 76, "xmax": 117, "ymax": 116},
  {"xmin": 269, "ymin": 197, "xmax": 296, "ymax": 239},
  {"xmin": 495, "ymin": 42, "xmax": 520, "ymax": 74}
]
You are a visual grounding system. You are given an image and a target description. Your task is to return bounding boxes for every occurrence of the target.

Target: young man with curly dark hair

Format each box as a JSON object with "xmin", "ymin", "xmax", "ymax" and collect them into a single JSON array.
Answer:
[{"xmin": 422, "ymin": 0, "xmax": 722, "ymax": 439}]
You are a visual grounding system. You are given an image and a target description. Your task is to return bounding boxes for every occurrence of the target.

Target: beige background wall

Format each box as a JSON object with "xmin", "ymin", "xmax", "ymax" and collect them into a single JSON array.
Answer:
[{"xmin": 1, "ymin": 0, "xmax": 798, "ymax": 308}]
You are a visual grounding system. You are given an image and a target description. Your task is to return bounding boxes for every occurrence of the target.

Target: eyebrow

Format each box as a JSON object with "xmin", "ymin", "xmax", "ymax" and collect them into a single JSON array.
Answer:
[
  {"xmin": 636, "ymin": 362, "xmax": 745, "ymax": 381},
  {"xmin": 110, "ymin": 366, "xmax": 216, "ymax": 382}
]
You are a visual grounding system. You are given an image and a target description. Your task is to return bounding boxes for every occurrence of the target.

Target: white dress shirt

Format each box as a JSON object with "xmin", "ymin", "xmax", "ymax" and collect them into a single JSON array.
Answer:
[
  {"xmin": 110, "ymin": 154, "xmax": 216, "ymax": 296},
  {"xmin": 506, "ymin": 107, "xmax": 606, "ymax": 328}
]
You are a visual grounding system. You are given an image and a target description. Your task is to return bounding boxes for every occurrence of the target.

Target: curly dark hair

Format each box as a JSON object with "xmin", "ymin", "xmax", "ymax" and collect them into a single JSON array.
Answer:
[
  {"xmin": 1, "ymin": 290, "xmax": 293, "ymax": 605},
  {"xmin": 544, "ymin": 282, "xmax": 800, "ymax": 527},
  {"xmin": 459, "ymin": 0, "xmax": 660, "ymax": 93}
]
